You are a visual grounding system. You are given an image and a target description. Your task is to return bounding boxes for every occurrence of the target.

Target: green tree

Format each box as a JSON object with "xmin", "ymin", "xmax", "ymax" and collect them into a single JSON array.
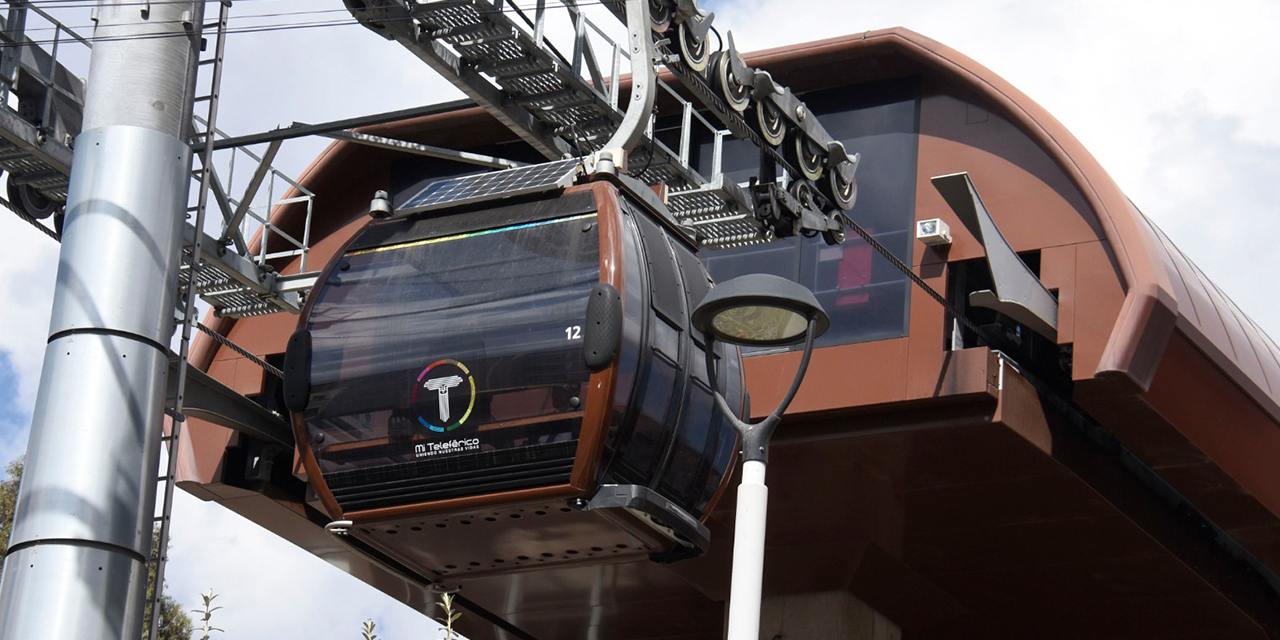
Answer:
[
  {"xmin": 143, "ymin": 523, "xmax": 195, "ymax": 640},
  {"xmin": 0, "ymin": 456, "xmax": 194, "ymax": 639}
]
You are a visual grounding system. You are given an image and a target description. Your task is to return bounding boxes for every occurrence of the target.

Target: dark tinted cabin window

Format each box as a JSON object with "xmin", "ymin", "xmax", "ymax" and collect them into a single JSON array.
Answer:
[
  {"xmin": 694, "ymin": 347, "xmax": 740, "ymax": 514},
  {"xmin": 660, "ymin": 381, "xmax": 715, "ymax": 510},
  {"xmin": 701, "ymin": 77, "xmax": 920, "ymax": 350},
  {"xmin": 305, "ymin": 214, "xmax": 599, "ymax": 475},
  {"xmin": 617, "ymin": 336, "xmax": 678, "ymax": 479}
]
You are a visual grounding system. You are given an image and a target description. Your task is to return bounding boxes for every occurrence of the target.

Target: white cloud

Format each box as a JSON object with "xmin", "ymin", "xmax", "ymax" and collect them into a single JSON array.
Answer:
[
  {"xmin": 212, "ymin": 3, "xmax": 467, "ymax": 180},
  {"xmin": 165, "ymin": 492, "xmax": 442, "ymax": 640},
  {"xmin": 0, "ymin": 213, "xmax": 58, "ymax": 414},
  {"xmin": 0, "ymin": 351, "xmax": 33, "ymax": 466}
]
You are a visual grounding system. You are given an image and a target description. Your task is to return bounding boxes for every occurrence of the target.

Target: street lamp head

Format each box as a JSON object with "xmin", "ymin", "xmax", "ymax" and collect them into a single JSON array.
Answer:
[{"xmin": 692, "ymin": 274, "xmax": 829, "ymax": 347}]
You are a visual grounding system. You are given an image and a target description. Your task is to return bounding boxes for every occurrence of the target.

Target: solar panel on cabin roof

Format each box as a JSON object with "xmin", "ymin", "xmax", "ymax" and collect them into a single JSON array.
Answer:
[{"xmin": 397, "ymin": 158, "xmax": 582, "ymax": 215}]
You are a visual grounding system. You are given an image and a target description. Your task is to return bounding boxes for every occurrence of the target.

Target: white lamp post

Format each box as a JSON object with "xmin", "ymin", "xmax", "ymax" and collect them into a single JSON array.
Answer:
[{"xmin": 691, "ymin": 273, "xmax": 829, "ymax": 640}]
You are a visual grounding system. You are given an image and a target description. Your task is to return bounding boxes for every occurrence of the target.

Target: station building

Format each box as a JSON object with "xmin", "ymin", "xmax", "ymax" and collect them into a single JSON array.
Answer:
[{"xmin": 178, "ymin": 28, "xmax": 1280, "ymax": 639}]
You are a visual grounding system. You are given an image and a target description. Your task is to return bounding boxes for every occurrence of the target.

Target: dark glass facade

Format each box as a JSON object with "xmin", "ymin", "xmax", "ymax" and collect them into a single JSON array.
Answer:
[{"xmin": 699, "ymin": 77, "xmax": 921, "ymax": 351}]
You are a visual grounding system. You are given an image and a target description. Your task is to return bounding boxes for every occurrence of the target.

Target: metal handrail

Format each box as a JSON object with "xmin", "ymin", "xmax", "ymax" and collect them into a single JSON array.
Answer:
[
  {"xmin": 0, "ymin": 3, "xmax": 92, "ymax": 144},
  {"xmin": 193, "ymin": 113, "xmax": 316, "ymax": 275}
]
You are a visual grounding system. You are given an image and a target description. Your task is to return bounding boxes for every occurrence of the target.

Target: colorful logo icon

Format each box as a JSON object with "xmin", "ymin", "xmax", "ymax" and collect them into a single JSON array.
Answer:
[{"xmin": 412, "ymin": 359, "xmax": 476, "ymax": 433}]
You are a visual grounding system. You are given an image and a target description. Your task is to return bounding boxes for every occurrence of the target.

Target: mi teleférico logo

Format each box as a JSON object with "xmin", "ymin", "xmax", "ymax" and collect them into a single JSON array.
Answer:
[{"xmin": 412, "ymin": 359, "xmax": 475, "ymax": 433}]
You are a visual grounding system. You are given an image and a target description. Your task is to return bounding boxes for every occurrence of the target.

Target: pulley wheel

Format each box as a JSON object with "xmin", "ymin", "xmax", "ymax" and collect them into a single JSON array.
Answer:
[
  {"xmin": 713, "ymin": 51, "xmax": 751, "ymax": 113},
  {"xmin": 8, "ymin": 179, "xmax": 58, "ymax": 220},
  {"xmin": 789, "ymin": 179, "xmax": 821, "ymax": 238},
  {"xmin": 678, "ymin": 19, "xmax": 709, "ymax": 72},
  {"xmin": 822, "ymin": 212, "xmax": 846, "ymax": 246},
  {"xmin": 757, "ymin": 99, "xmax": 786, "ymax": 147},
  {"xmin": 827, "ymin": 160, "xmax": 858, "ymax": 211},
  {"xmin": 788, "ymin": 177, "xmax": 816, "ymax": 207},
  {"xmin": 649, "ymin": 0, "xmax": 672, "ymax": 33},
  {"xmin": 796, "ymin": 136, "xmax": 825, "ymax": 181}
]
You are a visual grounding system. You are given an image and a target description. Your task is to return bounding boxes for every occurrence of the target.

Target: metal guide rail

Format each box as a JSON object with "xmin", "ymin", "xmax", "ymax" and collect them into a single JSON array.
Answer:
[{"xmin": 345, "ymin": 0, "xmax": 860, "ymax": 249}]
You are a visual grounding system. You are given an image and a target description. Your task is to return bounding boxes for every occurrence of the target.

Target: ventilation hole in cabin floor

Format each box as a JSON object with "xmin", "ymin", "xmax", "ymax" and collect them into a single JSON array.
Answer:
[
  {"xmin": 460, "ymin": 520, "xmax": 472, "ymax": 525},
  {"xmin": 517, "ymin": 555, "xmax": 530, "ymax": 561},
  {"xmin": 509, "ymin": 514, "xmax": 522, "ymax": 519},
  {"xmin": 386, "ymin": 529, "xmax": 398, "ymax": 535},
  {"xmin": 565, "ymin": 549, "xmax": 578, "ymax": 555},
  {"xmin": 445, "ymin": 565, "xmax": 457, "ymax": 570},
  {"xmin": 590, "ymin": 547, "xmax": 603, "ymax": 552},
  {"xmin": 541, "ymin": 552, "xmax": 554, "ymax": 558},
  {"xmin": 410, "ymin": 526, "xmax": 422, "ymax": 532},
  {"xmin": 616, "ymin": 543, "xmax": 628, "ymax": 549},
  {"xmin": 493, "ymin": 559, "xmax": 505, "ymax": 564},
  {"xmin": 469, "ymin": 561, "xmax": 480, "ymax": 567},
  {"xmin": 560, "ymin": 507, "xmax": 573, "ymax": 512},
  {"xmin": 435, "ymin": 523, "xmax": 448, "ymax": 529},
  {"xmin": 534, "ymin": 510, "xmax": 547, "ymax": 516},
  {"xmin": 484, "ymin": 517, "xmax": 497, "ymax": 522}
]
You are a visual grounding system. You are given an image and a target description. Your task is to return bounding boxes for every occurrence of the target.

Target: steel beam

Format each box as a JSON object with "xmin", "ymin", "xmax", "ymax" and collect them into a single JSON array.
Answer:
[
  {"xmin": 181, "ymin": 223, "xmax": 303, "ymax": 315},
  {"xmin": 0, "ymin": 106, "xmax": 73, "ymax": 172},
  {"xmin": 317, "ymin": 129, "xmax": 524, "ymax": 169},
  {"xmin": 191, "ymin": 101, "xmax": 474, "ymax": 152},
  {"xmin": 225, "ymin": 138, "xmax": 281, "ymax": 239},
  {"xmin": 170, "ymin": 361, "xmax": 292, "ymax": 447}
]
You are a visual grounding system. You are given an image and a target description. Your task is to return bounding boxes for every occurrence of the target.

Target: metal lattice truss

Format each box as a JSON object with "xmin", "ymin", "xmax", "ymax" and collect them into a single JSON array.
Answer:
[
  {"xmin": 347, "ymin": 0, "xmax": 861, "ymax": 249},
  {"xmin": 184, "ymin": 119, "xmax": 317, "ymax": 318},
  {"xmin": 346, "ymin": 0, "xmax": 784, "ymax": 248}
]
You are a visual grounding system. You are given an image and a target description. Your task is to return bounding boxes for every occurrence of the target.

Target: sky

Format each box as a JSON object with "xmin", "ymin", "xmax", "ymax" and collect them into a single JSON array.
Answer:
[{"xmin": 1, "ymin": 0, "xmax": 1280, "ymax": 638}]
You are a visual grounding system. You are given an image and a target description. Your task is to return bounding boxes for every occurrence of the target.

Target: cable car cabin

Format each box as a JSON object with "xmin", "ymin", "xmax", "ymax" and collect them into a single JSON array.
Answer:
[{"xmin": 283, "ymin": 168, "xmax": 746, "ymax": 578}]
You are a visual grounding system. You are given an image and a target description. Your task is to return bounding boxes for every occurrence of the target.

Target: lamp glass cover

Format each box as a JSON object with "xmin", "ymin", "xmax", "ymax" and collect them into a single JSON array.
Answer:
[{"xmin": 710, "ymin": 305, "xmax": 809, "ymax": 345}]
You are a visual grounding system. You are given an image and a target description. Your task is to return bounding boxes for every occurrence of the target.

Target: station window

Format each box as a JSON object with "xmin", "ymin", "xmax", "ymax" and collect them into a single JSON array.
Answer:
[
  {"xmin": 389, "ymin": 76, "xmax": 923, "ymax": 355},
  {"xmin": 699, "ymin": 77, "xmax": 921, "ymax": 352}
]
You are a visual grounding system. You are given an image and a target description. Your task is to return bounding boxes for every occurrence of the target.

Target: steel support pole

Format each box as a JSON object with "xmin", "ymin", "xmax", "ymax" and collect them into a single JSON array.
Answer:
[
  {"xmin": 0, "ymin": 2, "xmax": 203, "ymax": 638},
  {"xmin": 704, "ymin": 316, "xmax": 822, "ymax": 640},
  {"xmin": 725, "ymin": 459, "xmax": 769, "ymax": 640}
]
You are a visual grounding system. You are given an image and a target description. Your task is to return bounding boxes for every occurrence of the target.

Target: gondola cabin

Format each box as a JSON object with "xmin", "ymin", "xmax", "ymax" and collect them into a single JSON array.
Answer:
[{"xmin": 284, "ymin": 164, "xmax": 746, "ymax": 578}]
